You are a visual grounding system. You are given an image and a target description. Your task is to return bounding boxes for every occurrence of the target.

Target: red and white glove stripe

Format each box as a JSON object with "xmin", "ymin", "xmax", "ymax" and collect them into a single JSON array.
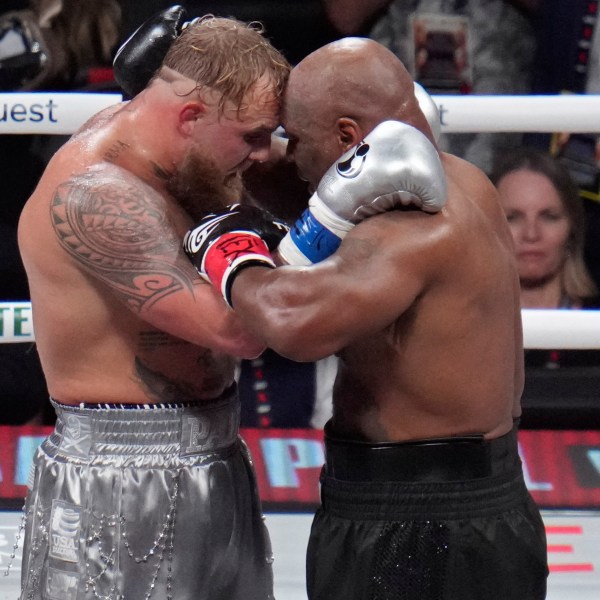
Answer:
[{"xmin": 202, "ymin": 231, "xmax": 275, "ymax": 306}]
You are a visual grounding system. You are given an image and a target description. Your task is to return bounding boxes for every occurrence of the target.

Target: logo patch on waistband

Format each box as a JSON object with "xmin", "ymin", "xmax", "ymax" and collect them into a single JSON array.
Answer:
[
  {"xmin": 59, "ymin": 414, "xmax": 92, "ymax": 457},
  {"xmin": 180, "ymin": 404, "xmax": 239, "ymax": 456}
]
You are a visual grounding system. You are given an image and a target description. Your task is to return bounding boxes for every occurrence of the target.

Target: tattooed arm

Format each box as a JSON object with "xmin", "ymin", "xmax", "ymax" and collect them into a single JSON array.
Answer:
[{"xmin": 50, "ymin": 165, "xmax": 265, "ymax": 358}]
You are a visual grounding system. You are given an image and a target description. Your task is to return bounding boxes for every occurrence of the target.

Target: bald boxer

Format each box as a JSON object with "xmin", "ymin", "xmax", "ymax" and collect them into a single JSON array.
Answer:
[
  {"xmin": 17, "ymin": 11, "xmax": 289, "ymax": 600},
  {"xmin": 185, "ymin": 38, "xmax": 549, "ymax": 600}
]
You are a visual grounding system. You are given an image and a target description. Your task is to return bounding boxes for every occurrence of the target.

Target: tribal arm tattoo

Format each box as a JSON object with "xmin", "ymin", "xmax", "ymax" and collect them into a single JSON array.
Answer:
[{"xmin": 51, "ymin": 171, "xmax": 195, "ymax": 313}]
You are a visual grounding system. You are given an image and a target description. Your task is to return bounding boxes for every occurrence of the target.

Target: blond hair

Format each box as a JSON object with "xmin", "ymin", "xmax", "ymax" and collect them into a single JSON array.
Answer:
[{"xmin": 160, "ymin": 15, "xmax": 290, "ymax": 114}]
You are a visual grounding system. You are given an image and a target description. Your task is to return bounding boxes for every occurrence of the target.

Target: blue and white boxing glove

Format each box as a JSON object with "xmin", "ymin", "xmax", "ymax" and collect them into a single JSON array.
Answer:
[{"xmin": 277, "ymin": 120, "xmax": 447, "ymax": 266}]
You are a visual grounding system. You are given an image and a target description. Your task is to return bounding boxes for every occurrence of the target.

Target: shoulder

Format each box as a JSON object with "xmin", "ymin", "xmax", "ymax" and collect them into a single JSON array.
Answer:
[
  {"xmin": 442, "ymin": 153, "xmax": 512, "ymax": 241},
  {"xmin": 342, "ymin": 207, "xmax": 453, "ymax": 280},
  {"xmin": 443, "ymin": 153, "xmax": 497, "ymax": 199},
  {"xmin": 57, "ymin": 162, "xmax": 162, "ymax": 205},
  {"xmin": 50, "ymin": 163, "xmax": 174, "ymax": 239}
]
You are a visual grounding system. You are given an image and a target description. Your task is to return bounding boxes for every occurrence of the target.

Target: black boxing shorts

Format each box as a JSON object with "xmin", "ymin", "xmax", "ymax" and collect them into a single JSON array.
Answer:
[
  {"xmin": 306, "ymin": 422, "xmax": 548, "ymax": 600},
  {"xmin": 19, "ymin": 389, "xmax": 274, "ymax": 600}
]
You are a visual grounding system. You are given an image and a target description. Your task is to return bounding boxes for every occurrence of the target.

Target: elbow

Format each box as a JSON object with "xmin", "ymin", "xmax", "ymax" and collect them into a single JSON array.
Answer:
[
  {"xmin": 222, "ymin": 334, "xmax": 266, "ymax": 359},
  {"xmin": 239, "ymin": 342, "xmax": 267, "ymax": 360},
  {"xmin": 259, "ymin": 313, "xmax": 334, "ymax": 362}
]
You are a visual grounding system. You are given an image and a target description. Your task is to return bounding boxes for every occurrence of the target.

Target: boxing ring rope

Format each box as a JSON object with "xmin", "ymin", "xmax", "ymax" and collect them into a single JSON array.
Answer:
[
  {"xmin": 2, "ymin": 92, "xmax": 600, "ymax": 135},
  {"xmin": 1, "ymin": 92, "xmax": 599, "ymax": 350},
  {"xmin": 0, "ymin": 302, "xmax": 598, "ymax": 350}
]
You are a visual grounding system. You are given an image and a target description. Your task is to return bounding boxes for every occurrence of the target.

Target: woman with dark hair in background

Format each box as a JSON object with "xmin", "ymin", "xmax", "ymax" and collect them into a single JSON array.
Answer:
[
  {"xmin": 492, "ymin": 147, "xmax": 598, "ymax": 312},
  {"xmin": 493, "ymin": 147, "xmax": 600, "ymax": 429}
]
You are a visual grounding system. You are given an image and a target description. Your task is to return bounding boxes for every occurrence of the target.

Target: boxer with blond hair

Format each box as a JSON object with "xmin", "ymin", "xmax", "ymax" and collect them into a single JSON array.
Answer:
[{"xmin": 17, "ymin": 8, "xmax": 289, "ymax": 599}]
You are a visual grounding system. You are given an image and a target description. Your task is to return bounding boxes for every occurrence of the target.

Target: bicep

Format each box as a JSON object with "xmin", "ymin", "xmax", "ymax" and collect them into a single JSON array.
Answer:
[
  {"xmin": 232, "ymin": 217, "xmax": 427, "ymax": 360},
  {"xmin": 51, "ymin": 175, "xmax": 265, "ymax": 357}
]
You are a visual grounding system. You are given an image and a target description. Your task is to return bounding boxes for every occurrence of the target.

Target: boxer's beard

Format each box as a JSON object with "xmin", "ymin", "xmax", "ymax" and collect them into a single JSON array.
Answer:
[{"xmin": 166, "ymin": 150, "xmax": 244, "ymax": 221}]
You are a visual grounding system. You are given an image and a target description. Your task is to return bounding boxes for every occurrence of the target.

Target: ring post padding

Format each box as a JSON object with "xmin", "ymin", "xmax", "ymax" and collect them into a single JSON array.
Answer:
[{"xmin": 0, "ymin": 92, "xmax": 123, "ymax": 135}]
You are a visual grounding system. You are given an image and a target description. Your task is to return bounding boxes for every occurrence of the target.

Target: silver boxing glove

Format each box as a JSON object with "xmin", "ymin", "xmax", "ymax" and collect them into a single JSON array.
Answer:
[
  {"xmin": 277, "ymin": 120, "xmax": 447, "ymax": 266},
  {"xmin": 414, "ymin": 82, "xmax": 441, "ymax": 143}
]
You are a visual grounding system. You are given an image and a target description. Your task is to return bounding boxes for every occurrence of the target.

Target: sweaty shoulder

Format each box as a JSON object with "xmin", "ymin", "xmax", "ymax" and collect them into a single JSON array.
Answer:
[
  {"xmin": 48, "ymin": 162, "xmax": 178, "ymax": 264},
  {"xmin": 337, "ymin": 152, "xmax": 513, "ymax": 292},
  {"xmin": 443, "ymin": 154, "xmax": 502, "ymax": 213},
  {"xmin": 442, "ymin": 153, "xmax": 514, "ymax": 248}
]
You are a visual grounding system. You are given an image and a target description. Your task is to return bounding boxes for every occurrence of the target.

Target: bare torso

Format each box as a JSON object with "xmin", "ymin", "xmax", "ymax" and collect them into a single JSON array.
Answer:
[
  {"xmin": 236, "ymin": 153, "xmax": 523, "ymax": 441},
  {"xmin": 329, "ymin": 155, "xmax": 523, "ymax": 440},
  {"xmin": 18, "ymin": 103, "xmax": 262, "ymax": 405}
]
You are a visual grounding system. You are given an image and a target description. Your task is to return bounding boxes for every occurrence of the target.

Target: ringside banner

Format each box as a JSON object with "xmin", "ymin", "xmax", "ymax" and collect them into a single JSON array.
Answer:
[
  {"xmin": 0, "ymin": 93, "xmax": 123, "ymax": 135},
  {"xmin": 0, "ymin": 427, "xmax": 598, "ymax": 509}
]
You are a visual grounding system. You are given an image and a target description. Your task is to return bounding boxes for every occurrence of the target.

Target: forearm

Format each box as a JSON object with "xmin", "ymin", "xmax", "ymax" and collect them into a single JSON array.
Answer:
[
  {"xmin": 143, "ymin": 280, "xmax": 266, "ymax": 359},
  {"xmin": 230, "ymin": 265, "xmax": 345, "ymax": 361}
]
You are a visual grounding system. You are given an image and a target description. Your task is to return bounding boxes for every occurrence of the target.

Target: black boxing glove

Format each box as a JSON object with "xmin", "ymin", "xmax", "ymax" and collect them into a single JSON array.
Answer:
[
  {"xmin": 113, "ymin": 5, "xmax": 187, "ymax": 98},
  {"xmin": 183, "ymin": 205, "xmax": 289, "ymax": 307}
]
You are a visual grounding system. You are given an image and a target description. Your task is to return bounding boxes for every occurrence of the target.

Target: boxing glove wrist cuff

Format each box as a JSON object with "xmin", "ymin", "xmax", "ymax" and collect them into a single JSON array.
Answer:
[
  {"xmin": 277, "ymin": 194, "xmax": 355, "ymax": 265},
  {"xmin": 309, "ymin": 193, "xmax": 356, "ymax": 235},
  {"xmin": 203, "ymin": 232, "xmax": 275, "ymax": 307}
]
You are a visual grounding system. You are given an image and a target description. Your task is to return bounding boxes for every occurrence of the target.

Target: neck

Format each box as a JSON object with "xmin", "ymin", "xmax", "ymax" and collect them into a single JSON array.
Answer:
[
  {"xmin": 519, "ymin": 276, "xmax": 566, "ymax": 309},
  {"xmin": 107, "ymin": 102, "xmax": 175, "ymax": 193}
]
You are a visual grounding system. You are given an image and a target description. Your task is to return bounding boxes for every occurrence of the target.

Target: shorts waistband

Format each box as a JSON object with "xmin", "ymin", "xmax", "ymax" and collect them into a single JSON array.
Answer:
[
  {"xmin": 323, "ymin": 421, "xmax": 520, "ymax": 483},
  {"xmin": 48, "ymin": 386, "xmax": 239, "ymax": 458},
  {"xmin": 320, "ymin": 467, "xmax": 530, "ymax": 520}
]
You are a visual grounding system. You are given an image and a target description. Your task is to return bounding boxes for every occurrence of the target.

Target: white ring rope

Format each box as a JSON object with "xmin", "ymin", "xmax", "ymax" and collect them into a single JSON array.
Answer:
[
  {"xmin": 521, "ymin": 309, "xmax": 600, "ymax": 350},
  {"xmin": 434, "ymin": 94, "xmax": 600, "ymax": 133},
  {"xmin": 0, "ymin": 302, "xmax": 598, "ymax": 349},
  {"xmin": 2, "ymin": 93, "xmax": 600, "ymax": 135},
  {"xmin": 1, "ymin": 92, "xmax": 123, "ymax": 135},
  {"xmin": 1, "ymin": 93, "xmax": 599, "ymax": 350}
]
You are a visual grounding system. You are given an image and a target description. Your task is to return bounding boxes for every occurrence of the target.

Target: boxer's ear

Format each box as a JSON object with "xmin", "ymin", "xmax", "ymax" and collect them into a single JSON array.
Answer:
[
  {"xmin": 178, "ymin": 102, "xmax": 205, "ymax": 137},
  {"xmin": 336, "ymin": 118, "xmax": 362, "ymax": 153}
]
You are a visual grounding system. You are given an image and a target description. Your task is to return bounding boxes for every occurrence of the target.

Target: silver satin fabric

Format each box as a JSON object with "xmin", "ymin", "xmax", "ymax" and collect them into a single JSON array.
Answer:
[{"xmin": 20, "ymin": 392, "xmax": 274, "ymax": 600}]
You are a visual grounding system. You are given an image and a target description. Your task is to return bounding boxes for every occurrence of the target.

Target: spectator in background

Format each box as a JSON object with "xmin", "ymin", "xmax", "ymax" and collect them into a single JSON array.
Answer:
[
  {"xmin": 0, "ymin": 0, "xmax": 121, "ymax": 91},
  {"xmin": 492, "ymin": 147, "xmax": 600, "ymax": 367},
  {"xmin": 528, "ymin": 0, "xmax": 600, "ymax": 291},
  {"xmin": 322, "ymin": 0, "xmax": 539, "ymax": 174}
]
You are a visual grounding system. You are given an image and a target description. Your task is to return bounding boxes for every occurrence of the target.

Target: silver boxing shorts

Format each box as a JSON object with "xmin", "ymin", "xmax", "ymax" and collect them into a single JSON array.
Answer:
[{"xmin": 19, "ymin": 389, "xmax": 274, "ymax": 600}]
